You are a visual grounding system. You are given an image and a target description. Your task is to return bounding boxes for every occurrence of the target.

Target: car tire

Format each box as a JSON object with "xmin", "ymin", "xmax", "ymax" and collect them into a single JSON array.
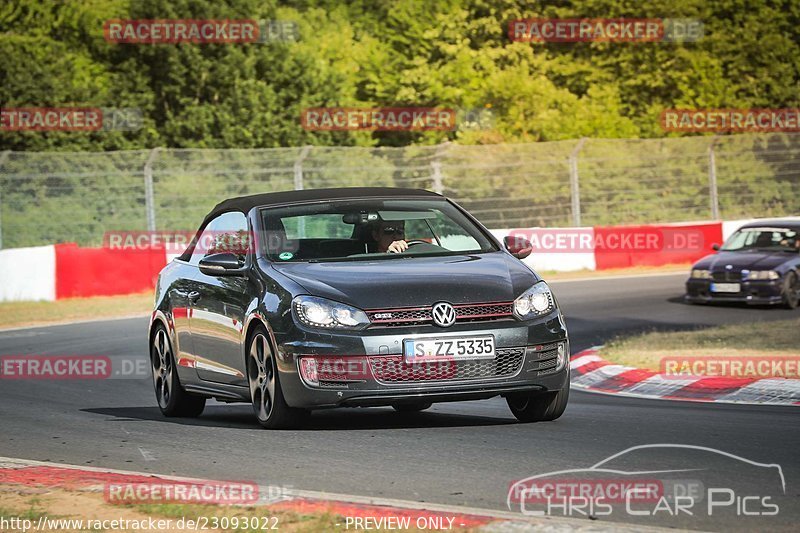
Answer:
[
  {"xmin": 782, "ymin": 272, "xmax": 799, "ymax": 309},
  {"xmin": 151, "ymin": 324, "xmax": 206, "ymax": 417},
  {"xmin": 247, "ymin": 326, "xmax": 308, "ymax": 429},
  {"xmin": 392, "ymin": 401, "xmax": 432, "ymax": 413},
  {"xmin": 506, "ymin": 386, "xmax": 569, "ymax": 423}
]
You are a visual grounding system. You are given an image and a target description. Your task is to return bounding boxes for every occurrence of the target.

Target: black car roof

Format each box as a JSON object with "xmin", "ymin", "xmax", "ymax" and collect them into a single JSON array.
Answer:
[
  {"xmin": 738, "ymin": 219, "xmax": 800, "ymax": 230},
  {"xmin": 180, "ymin": 187, "xmax": 443, "ymax": 262},
  {"xmin": 208, "ymin": 187, "xmax": 442, "ymax": 219}
]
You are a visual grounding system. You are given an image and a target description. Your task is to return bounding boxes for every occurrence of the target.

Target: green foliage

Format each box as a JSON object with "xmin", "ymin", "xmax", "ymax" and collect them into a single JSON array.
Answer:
[
  {"xmin": 1, "ymin": 0, "xmax": 797, "ymax": 150},
  {"xmin": 0, "ymin": 0, "xmax": 798, "ymax": 247}
]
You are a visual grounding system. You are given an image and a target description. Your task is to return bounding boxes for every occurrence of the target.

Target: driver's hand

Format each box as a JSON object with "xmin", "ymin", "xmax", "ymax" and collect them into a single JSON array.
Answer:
[{"xmin": 387, "ymin": 240, "xmax": 408, "ymax": 253}]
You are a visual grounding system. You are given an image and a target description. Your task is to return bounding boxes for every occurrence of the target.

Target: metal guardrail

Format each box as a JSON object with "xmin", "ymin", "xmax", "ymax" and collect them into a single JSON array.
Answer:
[{"xmin": 0, "ymin": 133, "xmax": 798, "ymax": 249}]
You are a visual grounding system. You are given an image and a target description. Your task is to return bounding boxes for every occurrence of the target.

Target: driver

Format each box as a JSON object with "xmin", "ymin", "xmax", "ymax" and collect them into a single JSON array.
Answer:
[
  {"xmin": 779, "ymin": 235, "xmax": 800, "ymax": 250},
  {"xmin": 372, "ymin": 220, "xmax": 408, "ymax": 253}
]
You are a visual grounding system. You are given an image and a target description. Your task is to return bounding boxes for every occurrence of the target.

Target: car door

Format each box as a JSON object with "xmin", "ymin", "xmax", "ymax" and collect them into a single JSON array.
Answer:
[
  {"xmin": 189, "ymin": 211, "xmax": 252, "ymax": 387},
  {"xmin": 169, "ymin": 272, "xmax": 198, "ymax": 376}
]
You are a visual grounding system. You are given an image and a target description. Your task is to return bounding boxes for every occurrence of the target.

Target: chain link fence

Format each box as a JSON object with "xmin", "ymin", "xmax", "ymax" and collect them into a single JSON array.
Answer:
[{"xmin": 1, "ymin": 133, "xmax": 799, "ymax": 249}]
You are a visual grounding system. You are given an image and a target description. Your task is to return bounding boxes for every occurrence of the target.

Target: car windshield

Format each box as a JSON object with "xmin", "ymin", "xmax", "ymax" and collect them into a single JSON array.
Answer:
[
  {"xmin": 259, "ymin": 198, "xmax": 496, "ymax": 262},
  {"xmin": 720, "ymin": 227, "xmax": 800, "ymax": 252}
]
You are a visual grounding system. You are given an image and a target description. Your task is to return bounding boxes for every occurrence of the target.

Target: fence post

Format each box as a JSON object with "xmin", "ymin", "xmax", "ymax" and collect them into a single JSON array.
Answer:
[
  {"xmin": 708, "ymin": 135, "xmax": 721, "ymax": 220},
  {"xmin": 0, "ymin": 151, "xmax": 11, "ymax": 249},
  {"xmin": 569, "ymin": 138, "xmax": 587, "ymax": 226},
  {"xmin": 144, "ymin": 147, "xmax": 161, "ymax": 232},
  {"xmin": 294, "ymin": 145, "xmax": 312, "ymax": 191},
  {"xmin": 431, "ymin": 141, "xmax": 450, "ymax": 195}
]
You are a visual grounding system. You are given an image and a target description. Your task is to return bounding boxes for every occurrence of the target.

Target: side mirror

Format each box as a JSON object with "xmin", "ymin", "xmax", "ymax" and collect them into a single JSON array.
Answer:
[
  {"xmin": 711, "ymin": 243, "xmax": 720, "ymax": 251},
  {"xmin": 504, "ymin": 236, "xmax": 533, "ymax": 260},
  {"xmin": 199, "ymin": 252, "xmax": 246, "ymax": 276}
]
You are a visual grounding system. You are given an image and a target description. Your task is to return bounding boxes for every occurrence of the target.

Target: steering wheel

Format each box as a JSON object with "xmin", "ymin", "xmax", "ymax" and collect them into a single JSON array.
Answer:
[{"xmin": 405, "ymin": 240, "xmax": 431, "ymax": 246}]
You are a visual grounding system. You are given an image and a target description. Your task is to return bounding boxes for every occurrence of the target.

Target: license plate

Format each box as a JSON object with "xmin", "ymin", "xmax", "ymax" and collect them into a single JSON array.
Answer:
[
  {"xmin": 710, "ymin": 282, "xmax": 741, "ymax": 293},
  {"xmin": 404, "ymin": 335, "xmax": 495, "ymax": 363}
]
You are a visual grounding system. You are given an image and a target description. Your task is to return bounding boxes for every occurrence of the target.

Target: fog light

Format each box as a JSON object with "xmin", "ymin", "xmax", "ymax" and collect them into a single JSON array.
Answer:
[
  {"xmin": 298, "ymin": 357, "xmax": 318, "ymax": 386},
  {"xmin": 556, "ymin": 342, "xmax": 567, "ymax": 370}
]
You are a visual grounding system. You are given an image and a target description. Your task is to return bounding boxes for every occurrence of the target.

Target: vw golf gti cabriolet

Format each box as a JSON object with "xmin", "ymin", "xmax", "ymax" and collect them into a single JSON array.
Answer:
[{"xmin": 149, "ymin": 188, "xmax": 570, "ymax": 428}]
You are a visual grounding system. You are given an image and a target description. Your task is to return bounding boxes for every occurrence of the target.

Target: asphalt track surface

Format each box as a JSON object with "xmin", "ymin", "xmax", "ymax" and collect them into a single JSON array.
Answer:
[{"xmin": 0, "ymin": 273, "xmax": 798, "ymax": 531}]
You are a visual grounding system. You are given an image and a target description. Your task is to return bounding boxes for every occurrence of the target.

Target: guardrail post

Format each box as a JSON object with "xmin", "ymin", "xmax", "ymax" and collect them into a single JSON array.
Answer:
[
  {"xmin": 294, "ymin": 145, "xmax": 312, "ymax": 191},
  {"xmin": 0, "ymin": 151, "xmax": 11, "ymax": 249},
  {"xmin": 293, "ymin": 146, "xmax": 312, "ymax": 237},
  {"xmin": 569, "ymin": 138, "xmax": 587, "ymax": 226},
  {"xmin": 431, "ymin": 161, "xmax": 443, "ymax": 195},
  {"xmin": 430, "ymin": 141, "xmax": 450, "ymax": 195},
  {"xmin": 144, "ymin": 147, "xmax": 161, "ymax": 232},
  {"xmin": 708, "ymin": 135, "xmax": 721, "ymax": 220}
]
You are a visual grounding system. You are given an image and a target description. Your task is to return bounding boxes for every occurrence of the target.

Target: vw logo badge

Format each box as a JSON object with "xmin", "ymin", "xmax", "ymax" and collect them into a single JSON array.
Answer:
[{"xmin": 432, "ymin": 302, "xmax": 456, "ymax": 328}]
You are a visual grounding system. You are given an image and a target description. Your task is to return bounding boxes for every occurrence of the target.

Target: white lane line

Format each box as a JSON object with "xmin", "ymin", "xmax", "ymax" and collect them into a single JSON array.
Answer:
[
  {"xmin": 549, "ymin": 271, "xmax": 687, "ymax": 283},
  {"xmin": 138, "ymin": 447, "xmax": 157, "ymax": 462},
  {"xmin": 0, "ymin": 331, "xmax": 49, "ymax": 339},
  {"xmin": 0, "ymin": 314, "xmax": 149, "ymax": 333}
]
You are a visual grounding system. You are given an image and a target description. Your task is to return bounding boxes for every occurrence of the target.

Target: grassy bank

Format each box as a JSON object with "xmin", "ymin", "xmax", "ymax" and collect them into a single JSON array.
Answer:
[
  {"xmin": 0, "ymin": 292, "xmax": 153, "ymax": 329},
  {"xmin": 599, "ymin": 318, "xmax": 800, "ymax": 374},
  {"xmin": 0, "ymin": 484, "xmax": 478, "ymax": 532}
]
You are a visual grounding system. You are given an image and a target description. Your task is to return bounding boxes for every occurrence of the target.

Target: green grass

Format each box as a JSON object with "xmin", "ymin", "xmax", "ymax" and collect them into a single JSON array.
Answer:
[
  {"xmin": 600, "ymin": 318, "xmax": 800, "ymax": 372},
  {"xmin": 0, "ymin": 292, "xmax": 153, "ymax": 329}
]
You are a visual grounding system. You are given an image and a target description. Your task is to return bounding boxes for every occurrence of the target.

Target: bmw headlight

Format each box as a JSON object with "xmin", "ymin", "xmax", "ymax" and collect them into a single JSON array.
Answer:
[
  {"xmin": 745, "ymin": 270, "xmax": 780, "ymax": 280},
  {"xmin": 691, "ymin": 269, "xmax": 712, "ymax": 279},
  {"xmin": 293, "ymin": 295, "xmax": 370, "ymax": 330},
  {"xmin": 513, "ymin": 282, "xmax": 555, "ymax": 319}
]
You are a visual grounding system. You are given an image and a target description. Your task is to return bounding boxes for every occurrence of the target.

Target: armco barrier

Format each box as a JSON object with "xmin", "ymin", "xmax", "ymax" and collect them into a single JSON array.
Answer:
[
  {"xmin": 592, "ymin": 221, "xmax": 723, "ymax": 270},
  {"xmin": 0, "ymin": 245, "xmax": 56, "ymax": 302},
  {"xmin": 54, "ymin": 243, "xmax": 166, "ymax": 299},
  {"xmin": 0, "ymin": 217, "xmax": 795, "ymax": 302},
  {"xmin": 490, "ymin": 228, "xmax": 597, "ymax": 272}
]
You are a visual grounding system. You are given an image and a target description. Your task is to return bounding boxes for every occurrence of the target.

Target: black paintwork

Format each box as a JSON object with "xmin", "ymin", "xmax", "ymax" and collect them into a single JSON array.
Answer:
[{"xmin": 150, "ymin": 189, "xmax": 569, "ymax": 409}]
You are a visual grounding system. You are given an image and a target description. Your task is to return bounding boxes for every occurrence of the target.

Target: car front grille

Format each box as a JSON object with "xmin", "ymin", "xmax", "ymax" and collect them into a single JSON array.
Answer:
[
  {"xmin": 712, "ymin": 271, "xmax": 743, "ymax": 282},
  {"xmin": 368, "ymin": 347, "xmax": 525, "ymax": 384},
  {"xmin": 366, "ymin": 302, "xmax": 514, "ymax": 328}
]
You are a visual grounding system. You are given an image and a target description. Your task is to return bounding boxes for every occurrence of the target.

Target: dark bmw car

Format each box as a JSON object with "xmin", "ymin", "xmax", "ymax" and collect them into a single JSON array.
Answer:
[
  {"xmin": 148, "ymin": 187, "xmax": 570, "ymax": 428},
  {"xmin": 685, "ymin": 220, "xmax": 800, "ymax": 308}
]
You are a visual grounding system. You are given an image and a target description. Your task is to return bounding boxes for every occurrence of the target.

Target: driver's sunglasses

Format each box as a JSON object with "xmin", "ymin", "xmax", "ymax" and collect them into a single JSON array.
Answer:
[{"xmin": 381, "ymin": 227, "xmax": 405, "ymax": 236}]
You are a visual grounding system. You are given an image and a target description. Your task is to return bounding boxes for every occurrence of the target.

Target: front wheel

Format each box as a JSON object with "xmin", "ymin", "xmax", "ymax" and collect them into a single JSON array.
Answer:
[
  {"xmin": 151, "ymin": 325, "xmax": 206, "ymax": 417},
  {"xmin": 247, "ymin": 327, "xmax": 307, "ymax": 429},
  {"xmin": 782, "ymin": 272, "xmax": 799, "ymax": 309},
  {"xmin": 506, "ymin": 386, "xmax": 569, "ymax": 423}
]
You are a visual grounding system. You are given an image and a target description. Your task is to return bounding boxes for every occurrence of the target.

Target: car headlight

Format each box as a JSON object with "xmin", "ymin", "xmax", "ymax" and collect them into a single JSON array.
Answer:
[
  {"xmin": 513, "ymin": 282, "xmax": 555, "ymax": 319},
  {"xmin": 745, "ymin": 270, "xmax": 780, "ymax": 280},
  {"xmin": 292, "ymin": 295, "xmax": 370, "ymax": 330},
  {"xmin": 691, "ymin": 269, "xmax": 712, "ymax": 279}
]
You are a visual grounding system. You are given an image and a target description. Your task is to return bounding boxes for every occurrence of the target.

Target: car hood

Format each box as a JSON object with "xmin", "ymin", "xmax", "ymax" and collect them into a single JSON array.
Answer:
[
  {"xmin": 693, "ymin": 250, "xmax": 794, "ymax": 271},
  {"xmin": 270, "ymin": 252, "xmax": 538, "ymax": 309}
]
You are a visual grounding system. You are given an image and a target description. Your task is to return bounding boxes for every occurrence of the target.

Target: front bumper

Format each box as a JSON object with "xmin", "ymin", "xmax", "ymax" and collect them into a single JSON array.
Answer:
[
  {"xmin": 685, "ymin": 278, "xmax": 783, "ymax": 305},
  {"xmin": 274, "ymin": 312, "xmax": 569, "ymax": 408}
]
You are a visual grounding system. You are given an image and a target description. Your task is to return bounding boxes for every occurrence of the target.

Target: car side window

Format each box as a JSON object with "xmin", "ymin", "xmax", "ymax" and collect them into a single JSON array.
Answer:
[{"xmin": 188, "ymin": 211, "xmax": 249, "ymax": 266}]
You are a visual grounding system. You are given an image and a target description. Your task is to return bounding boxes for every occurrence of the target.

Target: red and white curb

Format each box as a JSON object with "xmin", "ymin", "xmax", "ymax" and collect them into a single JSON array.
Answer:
[
  {"xmin": 0, "ymin": 456, "xmax": 678, "ymax": 532},
  {"xmin": 570, "ymin": 347, "xmax": 800, "ymax": 405}
]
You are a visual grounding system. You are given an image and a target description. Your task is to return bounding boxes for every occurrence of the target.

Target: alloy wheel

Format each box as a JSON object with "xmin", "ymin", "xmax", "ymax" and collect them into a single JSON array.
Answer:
[
  {"xmin": 248, "ymin": 333, "xmax": 276, "ymax": 422},
  {"xmin": 152, "ymin": 328, "xmax": 173, "ymax": 409}
]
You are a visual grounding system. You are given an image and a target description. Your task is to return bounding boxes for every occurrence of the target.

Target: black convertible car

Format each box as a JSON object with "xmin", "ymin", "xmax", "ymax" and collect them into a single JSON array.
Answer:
[
  {"xmin": 686, "ymin": 220, "xmax": 800, "ymax": 308},
  {"xmin": 149, "ymin": 188, "xmax": 570, "ymax": 428}
]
